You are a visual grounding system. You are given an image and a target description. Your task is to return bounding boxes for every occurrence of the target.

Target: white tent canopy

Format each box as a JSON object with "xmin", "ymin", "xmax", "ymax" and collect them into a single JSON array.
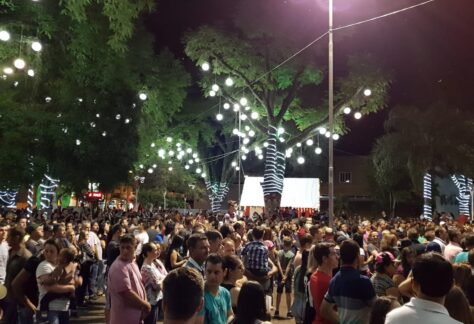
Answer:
[{"xmin": 240, "ymin": 176, "xmax": 320, "ymax": 209}]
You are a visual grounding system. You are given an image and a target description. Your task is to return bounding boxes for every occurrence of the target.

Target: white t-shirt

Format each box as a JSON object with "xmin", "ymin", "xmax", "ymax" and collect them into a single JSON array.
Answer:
[
  {"xmin": 135, "ymin": 231, "xmax": 149, "ymax": 256},
  {"xmin": 0, "ymin": 241, "xmax": 9, "ymax": 284},
  {"xmin": 36, "ymin": 260, "xmax": 70, "ymax": 311}
]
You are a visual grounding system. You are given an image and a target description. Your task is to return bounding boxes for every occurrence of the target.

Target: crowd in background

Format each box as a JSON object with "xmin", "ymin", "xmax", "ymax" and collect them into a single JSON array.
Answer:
[{"xmin": 0, "ymin": 203, "xmax": 472, "ymax": 324}]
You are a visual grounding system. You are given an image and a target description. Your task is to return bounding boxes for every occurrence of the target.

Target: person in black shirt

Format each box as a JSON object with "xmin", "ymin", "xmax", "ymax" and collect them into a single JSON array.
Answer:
[{"xmin": 12, "ymin": 255, "xmax": 42, "ymax": 324}]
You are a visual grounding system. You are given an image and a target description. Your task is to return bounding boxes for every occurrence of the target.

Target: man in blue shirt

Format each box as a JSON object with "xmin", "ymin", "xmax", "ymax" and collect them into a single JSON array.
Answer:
[
  {"xmin": 197, "ymin": 254, "xmax": 233, "ymax": 324},
  {"xmin": 320, "ymin": 239, "xmax": 376, "ymax": 324}
]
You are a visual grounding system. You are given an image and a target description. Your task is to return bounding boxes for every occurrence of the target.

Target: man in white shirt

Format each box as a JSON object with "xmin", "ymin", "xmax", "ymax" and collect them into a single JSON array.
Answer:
[
  {"xmin": 385, "ymin": 252, "xmax": 461, "ymax": 324},
  {"xmin": 0, "ymin": 223, "xmax": 9, "ymax": 284},
  {"xmin": 83, "ymin": 221, "xmax": 102, "ymax": 298}
]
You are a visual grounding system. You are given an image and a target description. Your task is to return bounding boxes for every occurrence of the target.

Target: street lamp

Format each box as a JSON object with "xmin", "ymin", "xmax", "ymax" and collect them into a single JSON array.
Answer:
[{"xmin": 328, "ymin": 0, "xmax": 335, "ymax": 228}]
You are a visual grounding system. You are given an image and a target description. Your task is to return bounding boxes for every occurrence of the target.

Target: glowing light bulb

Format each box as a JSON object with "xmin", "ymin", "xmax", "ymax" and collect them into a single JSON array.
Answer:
[
  {"xmin": 212, "ymin": 84, "xmax": 219, "ymax": 92},
  {"xmin": 225, "ymin": 77, "xmax": 234, "ymax": 86},
  {"xmin": 319, "ymin": 127, "xmax": 327, "ymax": 135},
  {"xmin": 364, "ymin": 89, "xmax": 372, "ymax": 96},
  {"xmin": 27, "ymin": 69, "xmax": 34, "ymax": 77},
  {"xmin": 31, "ymin": 41, "xmax": 42, "ymax": 52},
  {"xmin": 233, "ymin": 103, "xmax": 240, "ymax": 112},
  {"xmin": 14, "ymin": 58, "xmax": 26, "ymax": 69},
  {"xmin": 0, "ymin": 31, "xmax": 10, "ymax": 41},
  {"xmin": 147, "ymin": 168, "xmax": 153, "ymax": 174},
  {"xmin": 354, "ymin": 112, "xmax": 362, "ymax": 119},
  {"xmin": 297, "ymin": 156, "xmax": 305, "ymax": 164},
  {"xmin": 223, "ymin": 103, "xmax": 230, "ymax": 110},
  {"xmin": 325, "ymin": 131, "xmax": 331, "ymax": 138},
  {"xmin": 201, "ymin": 62, "xmax": 210, "ymax": 71},
  {"xmin": 306, "ymin": 139, "xmax": 314, "ymax": 146},
  {"xmin": 151, "ymin": 143, "xmax": 156, "ymax": 148},
  {"xmin": 248, "ymin": 130, "xmax": 255, "ymax": 137},
  {"xmin": 216, "ymin": 113, "xmax": 223, "ymax": 121},
  {"xmin": 209, "ymin": 90, "xmax": 216, "ymax": 97},
  {"xmin": 76, "ymin": 139, "xmax": 81, "ymax": 146},
  {"xmin": 115, "ymin": 114, "xmax": 121, "ymax": 120},
  {"xmin": 239, "ymin": 97, "xmax": 248, "ymax": 106},
  {"xmin": 139, "ymin": 92, "xmax": 147, "ymax": 101},
  {"xmin": 240, "ymin": 114, "xmax": 247, "ymax": 121},
  {"xmin": 3, "ymin": 67, "xmax": 13, "ymax": 75},
  {"xmin": 251, "ymin": 111, "xmax": 259, "ymax": 119},
  {"xmin": 332, "ymin": 134, "xmax": 340, "ymax": 140},
  {"xmin": 278, "ymin": 127, "xmax": 285, "ymax": 135},
  {"xmin": 315, "ymin": 147, "xmax": 322, "ymax": 155},
  {"xmin": 166, "ymin": 137, "xmax": 173, "ymax": 142},
  {"xmin": 296, "ymin": 143, "xmax": 302, "ymax": 147},
  {"xmin": 343, "ymin": 107, "xmax": 351, "ymax": 114}
]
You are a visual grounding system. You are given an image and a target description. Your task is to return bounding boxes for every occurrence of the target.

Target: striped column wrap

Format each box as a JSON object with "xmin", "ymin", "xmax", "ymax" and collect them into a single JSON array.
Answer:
[
  {"xmin": 261, "ymin": 125, "xmax": 286, "ymax": 197},
  {"xmin": 205, "ymin": 181, "xmax": 230, "ymax": 212}
]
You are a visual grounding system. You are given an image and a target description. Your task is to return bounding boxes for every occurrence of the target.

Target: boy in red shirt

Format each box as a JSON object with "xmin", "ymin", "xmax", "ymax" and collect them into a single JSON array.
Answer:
[{"xmin": 310, "ymin": 243, "xmax": 339, "ymax": 324}]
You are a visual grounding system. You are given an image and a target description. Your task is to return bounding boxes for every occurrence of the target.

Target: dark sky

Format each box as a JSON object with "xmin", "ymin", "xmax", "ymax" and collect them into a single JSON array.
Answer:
[{"xmin": 147, "ymin": 0, "xmax": 474, "ymax": 155}]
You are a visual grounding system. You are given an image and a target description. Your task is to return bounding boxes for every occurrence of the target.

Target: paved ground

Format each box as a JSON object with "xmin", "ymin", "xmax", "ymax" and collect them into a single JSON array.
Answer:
[{"xmin": 71, "ymin": 294, "xmax": 295, "ymax": 324}]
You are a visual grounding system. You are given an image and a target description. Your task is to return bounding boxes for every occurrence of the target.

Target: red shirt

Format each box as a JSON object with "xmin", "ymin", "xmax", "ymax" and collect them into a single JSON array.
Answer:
[{"xmin": 310, "ymin": 270, "xmax": 332, "ymax": 324}]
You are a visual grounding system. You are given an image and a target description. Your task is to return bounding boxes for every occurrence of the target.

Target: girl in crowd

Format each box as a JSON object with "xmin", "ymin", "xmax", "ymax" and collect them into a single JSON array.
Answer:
[
  {"xmin": 139, "ymin": 242, "xmax": 168, "ymax": 324},
  {"xmin": 371, "ymin": 252, "xmax": 400, "ymax": 299},
  {"xmin": 231, "ymin": 281, "xmax": 272, "ymax": 324},
  {"xmin": 222, "ymin": 255, "xmax": 245, "ymax": 313},
  {"xmin": 164, "ymin": 235, "xmax": 186, "ymax": 270}
]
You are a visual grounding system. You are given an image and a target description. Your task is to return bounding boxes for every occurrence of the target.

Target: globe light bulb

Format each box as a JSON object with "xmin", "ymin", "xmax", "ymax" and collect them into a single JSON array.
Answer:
[
  {"xmin": 196, "ymin": 168, "xmax": 202, "ymax": 174},
  {"xmin": 296, "ymin": 143, "xmax": 302, "ymax": 147},
  {"xmin": 153, "ymin": 164, "xmax": 157, "ymax": 168},
  {"xmin": 151, "ymin": 143, "xmax": 156, "ymax": 148},
  {"xmin": 278, "ymin": 127, "xmax": 285, "ymax": 135},
  {"xmin": 192, "ymin": 153, "xmax": 198, "ymax": 158},
  {"xmin": 236, "ymin": 166, "xmax": 240, "ymax": 171},
  {"xmin": 115, "ymin": 114, "xmax": 121, "ymax": 120},
  {"xmin": 186, "ymin": 148, "xmax": 192, "ymax": 153},
  {"xmin": 168, "ymin": 150, "xmax": 175, "ymax": 156},
  {"xmin": 258, "ymin": 155, "xmax": 264, "ymax": 160},
  {"xmin": 354, "ymin": 112, "xmax": 362, "ymax": 119},
  {"xmin": 102, "ymin": 131, "xmax": 107, "ymax": 137},
  {"xmin": 233, "ymin": 103, "xmax": 240, "ymax": 112},
  {"xmin": 212, "ymin": 84, "xmax": 219, "ymax": 92},
  {"xmin": 209, "ymin": 90, "xmax": 216, "ymax": 97},
  {"xmin": 201, "ymin": 173, "xmax": 206, "ymax": 178},
  {"xmin": 343, "ymin": 107, "xmax": 351, "ymax": 114},
  {"xmin": 0, "ymin": 31, "xmax": 10, "ymax": 41},
  {"xmin": 3, "ymin": 67, "xmax": 13, "ymax": 75},
  {"xmin": 166, "ymin": 137, "xmax": 173, "ymax": 142},
  {"xmin": 232, "ymin": 128, "xmax": 239, "ymax": 135},
  {"xmin": 14, "ymin": 58, "xmax": 26, "ymax": 69},
  {"xmin": 245, "ymin": 106, "xmax": 251, "ymax": 111},
  {"xmin": 231, "ymin": 161, "xmax": 237, "ymax": 167},
  {"xmin": 139, "ymin": 92, "xmax": 147, "ymax": 101},
  {"xmin": 185, "ymin": 165, "xmax": 190, "ymax": 170},
  {"xmin": 297, "ymin": 156, "xmax": 305, "ymax": 164},
  {"xmin": 325, "ymin": 131, "xmax": 331, "ymax": 138},
  {"xmin": 139, "ymin": 164, "xmax": 144, "ymax": 169},
  {"xmin": 279, "ymin": 137, "xmax": 285, "ymax": 142},
  {"xmin": 364, "ymin": 89, "xmax": 372, "ymax": 96},
  {"xmin": 248, "ymin": 130, "xmax": 255, "ymax": 137},
  {"xmin": 96, "ymin": 113, "xmax": 100, "ymax": 118},
  {"xmin": 27, "ymin": 69, "xmax": 34, "ymax": 77},
  {"xmin": 240, "ymin": 114, "xmax": 247, "ymax": 121},
  {"xmin": 243, "ymin": 138, "xmax": 250, "ymax": 145},
  {"xmin": 332, "ymin": 134, "xmax": 340, "ymax": 140},
  {"xmin": 315, "ymin": 147, "xmax": 322, "ymax": 155},
  {"xmin": 225, "ymin": 77, "xmax": 234, "ymax": 86},
  {"xmin": 90, "ymin": 122, "xmax": 96, "ymax": 128},
  {"xmin": 244, "ymin": 125, "xmax": 250, "ymax": 131},
  {"xmin": 319, "ymin": 127, "xmax": 327, "ymax": 135},
  {"xmin": 251, "ymin": 111, "xmax": 259, "ymax": 119},
  {"xmin": 223, "ymin": 103, "xmax": 230, "ymax": 110},
  {"xmin": 76, "ymin": 139, "xmax": 81, "ymax": 146},
  {"xmin": 216, "ymin": 113, "xmax": 223, "ymax": 121},
  {"xmin": 125, "ymin": 118, "xmax": 130, "ymax": 124},
  {"xmin": 201, "ymin": 62, "xmax": 210, "ymax": 71},
  {"xmin": 239, "ymin": 97, "xmax": 248, "ymax": 106},
  {"xmin": 188, "ymin": 159, "xmax": 194, "ymax": 165},
  {"xmin": 306, "ymin": 139, "xmax": 314, "ymax": 146},
  {"xmin": 263, "ymin": 142, "xmax": 268, "ymax": 148},
  {"xmin": 45, "ymin": 96, "xmax": 52, "ymax": 103},
  {"xmin": 168, "ymin": 167, "xmax": 173, "ymax": 171},
  {"xmin": 31, "ymin": 41, "xmax": 42, "ymax": 52},
  {"xmin": 147, "ymin": 168, "xmax": 153, "ymax": 174}
]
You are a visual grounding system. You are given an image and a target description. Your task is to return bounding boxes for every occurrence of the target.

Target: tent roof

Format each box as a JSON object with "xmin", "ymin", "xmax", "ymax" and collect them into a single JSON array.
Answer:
[{"xmin": 240, "ymin": 177, "xmax": 320, "ymax": 209}]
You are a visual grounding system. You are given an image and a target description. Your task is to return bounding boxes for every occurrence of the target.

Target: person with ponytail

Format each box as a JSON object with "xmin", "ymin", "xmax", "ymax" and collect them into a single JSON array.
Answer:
[{"xmin": 140, "ymin": 242, "xmax": 167, "ymax": 324}]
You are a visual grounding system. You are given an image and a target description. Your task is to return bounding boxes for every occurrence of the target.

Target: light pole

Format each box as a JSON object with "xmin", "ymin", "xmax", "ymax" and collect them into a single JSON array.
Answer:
[{"xmin": 328, "ymin": 0, "xmax": 335, "ymax": 228}]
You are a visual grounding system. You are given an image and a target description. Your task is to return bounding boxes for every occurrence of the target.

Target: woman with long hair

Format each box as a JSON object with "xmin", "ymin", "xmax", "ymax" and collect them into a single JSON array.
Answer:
[
  {"xmin": 36, "ymin": 239, "xmax": 75, "ymax": 324},
  {"xmin": 139, "ymin": 242, "xmax": 168, "ymax": 324},
  {"xmin": 164, "ymin": 235, "xmax": 186, "ymax": 271},
  {"xmin": 222, "ymin": 255, "xmax": 245, "ymax": 313},
  {"xmin": 444, "ymin": 285, "xmax": 474, "ymax": 324},
  {"xmin": 393, "ymin": 247, "xmax": 416, "ymax": 286},
  {"xmin": 232, "ymin": 281, "xmax": 271, "ymax": 324}
]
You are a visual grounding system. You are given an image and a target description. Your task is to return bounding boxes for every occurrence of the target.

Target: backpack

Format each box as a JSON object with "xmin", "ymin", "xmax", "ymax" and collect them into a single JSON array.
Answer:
[{"xmin": 303, "ymin": 273, "xmax": 316, "ymax": 324}]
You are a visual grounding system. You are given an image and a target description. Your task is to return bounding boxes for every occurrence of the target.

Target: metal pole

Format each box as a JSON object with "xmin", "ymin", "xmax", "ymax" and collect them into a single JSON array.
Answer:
[
  {"xmin": 328, "ymin": 0, "xmax": 335, "ymax": 228},
  {"xmin": 238, "ymin": 110, "xmax": 242, "ymax": 209}
]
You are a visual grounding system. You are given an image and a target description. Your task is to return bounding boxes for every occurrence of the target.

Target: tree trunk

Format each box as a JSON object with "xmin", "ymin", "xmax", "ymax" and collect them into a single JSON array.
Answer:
[
  {"xmin": 261, "ymin": 125, "xmax": 286, "ymax": 217},
  {"xmin": 206, "ymin": 181, "xmax": 230, "ymax": 212}
]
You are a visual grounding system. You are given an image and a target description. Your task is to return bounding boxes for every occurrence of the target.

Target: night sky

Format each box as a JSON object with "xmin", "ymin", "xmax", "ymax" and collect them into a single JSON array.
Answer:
[{"xmin": 146, "ymin": 0, "xmax": 474, "ymax": 155}]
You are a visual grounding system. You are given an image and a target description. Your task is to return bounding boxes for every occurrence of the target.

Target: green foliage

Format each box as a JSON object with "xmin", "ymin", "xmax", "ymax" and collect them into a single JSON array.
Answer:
[{"xmin": 372, "ymin": 103, "xmax": 474, "ymax": 197}]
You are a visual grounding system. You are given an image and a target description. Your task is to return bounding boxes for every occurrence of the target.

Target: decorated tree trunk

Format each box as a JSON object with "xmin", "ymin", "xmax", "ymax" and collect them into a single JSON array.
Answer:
[
  {"xmin": 261, "ymin": 125, "xmax": 286, "ymax": 217},
  {"xmin": 451, "ymin": 175, "xmax": 473, "ymax": 217},
  {"xmin": 206, "ymin": 181, "xmax": 230, "ymax": 212},
  {"xmin": 39, "ymin": 174, "xmax": 60, "ymax": 210}
]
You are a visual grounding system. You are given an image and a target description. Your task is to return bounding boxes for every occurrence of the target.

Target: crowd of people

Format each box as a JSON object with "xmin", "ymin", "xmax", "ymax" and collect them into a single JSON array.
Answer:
[{"xmin": 0, "ymin": 204, "xmax": 473, "ymax": 324}]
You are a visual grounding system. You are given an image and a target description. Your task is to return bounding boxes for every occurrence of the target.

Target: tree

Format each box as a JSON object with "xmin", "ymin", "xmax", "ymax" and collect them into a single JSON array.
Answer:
[
  {"xmin": 372, "ymin": 102, "xmax": 474, "ymax": 215},
  {"xmin": 184, "ymin": 0, "xmax": 390, "ymax": 214},
  {"xmin": 0, "ymin": 1, "xmax": 190, "ymax": 196}
]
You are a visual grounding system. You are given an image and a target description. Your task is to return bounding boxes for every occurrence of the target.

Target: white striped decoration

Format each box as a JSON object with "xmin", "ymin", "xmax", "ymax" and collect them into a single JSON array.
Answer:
[
  {"xmin": 451, "ymin": 175, "xmax": 473, "ymax": 217},
  {"xmin": 261, "ymin": 125, "xmax": 286, "ymax": 197}
]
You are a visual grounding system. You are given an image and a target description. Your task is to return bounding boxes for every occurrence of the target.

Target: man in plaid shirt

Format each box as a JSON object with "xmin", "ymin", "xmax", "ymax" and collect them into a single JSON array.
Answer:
[{"xmin": 241, "ymin": 226, "xmax": 271, "ymax": 277}]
